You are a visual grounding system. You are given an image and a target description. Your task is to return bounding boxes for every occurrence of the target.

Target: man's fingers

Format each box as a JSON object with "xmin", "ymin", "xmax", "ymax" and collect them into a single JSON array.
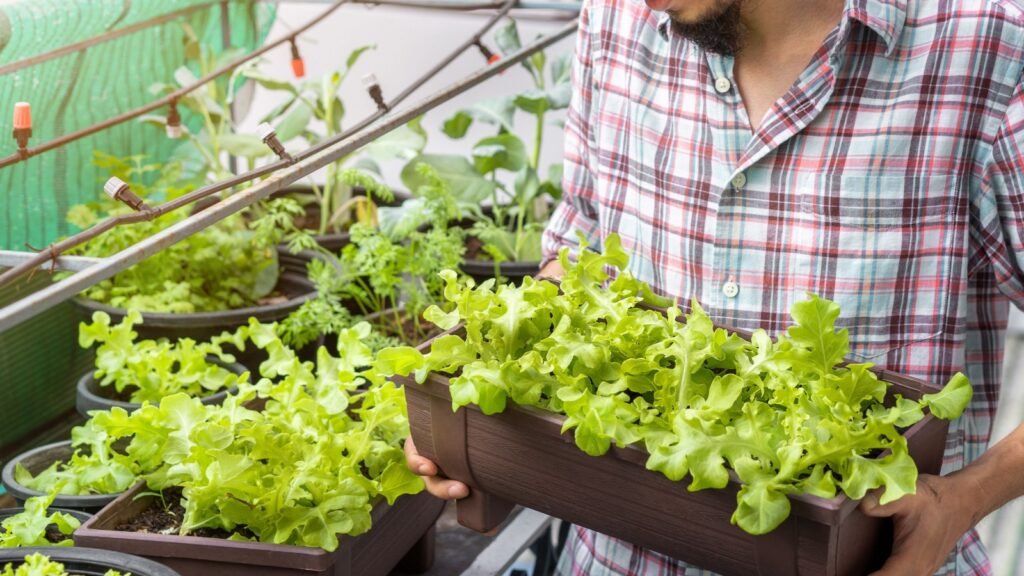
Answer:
[
  {"xmin": 404, "ymin": 435, "xmax": 469, "ymax": 500},
  {"xmin": 403, "ymin": 436, "xmax": 437, "ymax": 476},
  {"xmin": 424, "ymin": 475, "xmax": 470, "ymax": 500},
  {"xmin": 860, "ymin": 489, "xmax": 911, "ymax": 518}
]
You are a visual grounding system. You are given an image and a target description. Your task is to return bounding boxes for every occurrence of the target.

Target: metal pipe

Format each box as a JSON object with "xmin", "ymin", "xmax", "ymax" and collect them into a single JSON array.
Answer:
[
  {"xmin": 0, "ymin": 0, "xmax": 351, "ymax": 171},
  {"xmin": 0, "ymin": 19, "xmax": 578, "ymax": 334},
  {"xmin": 0, "ymin": 251, "xmax": 101, "ymax": 273},
  {"xmin": 0, "ymin": 3, "xmax": 220, "ymax": 77}
]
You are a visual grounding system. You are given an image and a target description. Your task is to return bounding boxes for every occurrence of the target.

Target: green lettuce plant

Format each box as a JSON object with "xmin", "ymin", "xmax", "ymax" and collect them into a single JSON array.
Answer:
[
  {"xmin": 67, "ymin": 153, "xmax": 298, "ymax": 313},
  {"xmin": 79, "ymin": 310, "xmax": 248, "ymax": 404},
  {"xmin": 1, "ymin": 553, "xmax": 125, "ymax": 576},
  {"xmin": 17, "ymin": 320, "xmax": 423, "ymax": 551},
  {"xmin": 390, "ymin": 233, "xmax": 973, "ymax": 536},
  {"xmin": 0, "ymin": 494, "xmax": 80, "ymax": 548},
  {"xmin": 88, "ymin": 319, "xmax": 423, "ymax": 550}
]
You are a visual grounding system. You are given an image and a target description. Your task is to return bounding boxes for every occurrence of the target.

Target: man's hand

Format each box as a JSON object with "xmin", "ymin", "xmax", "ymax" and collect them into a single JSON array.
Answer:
[
  {"xmin": 861, "ymin": 473, "xmax": 981, "ymax": 576},
  {"xmin": 404, "ymin": 435, "xmax": 469, "ymax": 500}
]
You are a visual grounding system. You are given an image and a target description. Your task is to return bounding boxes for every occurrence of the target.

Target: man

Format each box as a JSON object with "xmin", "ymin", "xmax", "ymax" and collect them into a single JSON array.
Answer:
[{"xmin": 405, "ymin": 0, "xmax": 1024, "ymax": 573}]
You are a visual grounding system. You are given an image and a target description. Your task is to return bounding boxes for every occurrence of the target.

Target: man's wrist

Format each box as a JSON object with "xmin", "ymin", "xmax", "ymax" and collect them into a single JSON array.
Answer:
[{"xmin": 949, "ymin": 424, "xmax": 1024, "ymax": 526}]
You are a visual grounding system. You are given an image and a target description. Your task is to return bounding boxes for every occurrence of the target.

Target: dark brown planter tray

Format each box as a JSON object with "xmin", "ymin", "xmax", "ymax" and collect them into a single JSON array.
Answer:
[
  {"xmin": 74, "ymin": 482, "xmax": 445, "ymax": 576},
  {"xmin": 396, "ymin": 325, "xmax": 949, "ymax": 576}
]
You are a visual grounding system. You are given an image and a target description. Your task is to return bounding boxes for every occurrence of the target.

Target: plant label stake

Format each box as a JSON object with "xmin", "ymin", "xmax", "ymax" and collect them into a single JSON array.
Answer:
[{"xmin": 12, "ymin": 102, "xmax": 32, "ymax": 158}]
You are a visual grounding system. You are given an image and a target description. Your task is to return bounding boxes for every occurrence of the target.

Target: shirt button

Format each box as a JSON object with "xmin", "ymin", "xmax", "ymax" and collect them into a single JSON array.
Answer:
[
  {"xmin": 731, "ymin": 172, "xmax": 747, "ymax": 189},
  {"xmin": 722, "ymin": 280, "xmax": 739, "ymax": 298},
  {"xmin": 714, "ymin": 76, "xmax": 732, "ymax": 94}
]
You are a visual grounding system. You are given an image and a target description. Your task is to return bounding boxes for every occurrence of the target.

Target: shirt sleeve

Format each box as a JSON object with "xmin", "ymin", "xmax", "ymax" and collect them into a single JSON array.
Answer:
[
  {"xmin": 541, "ymin": 0, "xmax": 601, "ymax": 265},
  {"xmin": 974, "ymin": 74, "xmax": 1024, "ymax": 305}
]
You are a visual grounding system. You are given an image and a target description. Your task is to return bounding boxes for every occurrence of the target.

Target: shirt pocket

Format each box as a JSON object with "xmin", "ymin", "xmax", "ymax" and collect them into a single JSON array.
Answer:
[{"xmin": 795, "ymin": 174, "xmax": 960, "ymax": 362}]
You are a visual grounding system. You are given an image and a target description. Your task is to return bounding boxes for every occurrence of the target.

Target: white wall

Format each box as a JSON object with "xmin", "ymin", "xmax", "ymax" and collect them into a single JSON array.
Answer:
[{"xmin": 237, "ymin": 3, "xmax": 576, "ymax": 187}]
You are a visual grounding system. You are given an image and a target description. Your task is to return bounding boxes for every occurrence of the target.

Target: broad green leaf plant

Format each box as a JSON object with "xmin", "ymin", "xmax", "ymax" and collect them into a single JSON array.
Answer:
[
  {"xmin": 237, "ymin": 48, "xmax": 394, "ymax": 236},
  {"xmin": 393, "ymin": 233, "xmax": 973, "ymax": 536},
  {"xmin": 373, "ymin": 19, "xmax": 569, "ymax": 264},
  {"xmin": 146, "ymin": 29, "xmax": 389, "ymax": 239},
  {"xmin": 79, "ymin": 311, "xmax": 248, "ymax": 404}
]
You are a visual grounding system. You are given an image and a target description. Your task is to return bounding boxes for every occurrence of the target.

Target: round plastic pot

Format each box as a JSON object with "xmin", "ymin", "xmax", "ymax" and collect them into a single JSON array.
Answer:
[
  {"xmin": 74, "ymin": 358, "xmax": 247, "ymax": 419},
  {"xmin": 0, "ymin": 547, "xmax": 181, "ymax": 576},
  {"xmin": 1, "ymin": 442, "xmax": 122, "ymax": 513},
  {"xmin": 460, "ymin": 258, "xmax": 540, "ymax": 286},
  {"xmin": 72, "ymin": 273, "xmax": 314, "ymax": 342},
  {"xmin": 72, "ymin": 273, "xmax": 315, "ymax": 372}
]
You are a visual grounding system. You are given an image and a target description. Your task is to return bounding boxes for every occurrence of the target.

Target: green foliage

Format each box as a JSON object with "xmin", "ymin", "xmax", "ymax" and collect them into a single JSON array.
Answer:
[
  {"xmin": 79, "ymin": 311, "xmax": 248, "ymax": 404},
  {"xmin": 84, "ymin": 320, "xmax": 422, "ymax": 550},
  {"xmin": 375, "ymin": 19, "xmax": 570, "ymax": 263},
  {"xmin": 14, "ymin": 417, "xmax": 139, "ymax": 497},
  {"xmin": 411, "ymin": 234, "xmax": 974, "ymax": 535},
  {"xmin": 288, "ymin": 172, "xmax": 466, "ymax": 344},
  {"xmin": 0, "ymin": 494, "xmax": 80, "ymax": 548},
  {"xmin": 67, "ymin": 154, "xmax": 288, "ymax": 313},
  {"xmin": 1, "ymin": 553, "xmax": 126, "ymax": 576}
]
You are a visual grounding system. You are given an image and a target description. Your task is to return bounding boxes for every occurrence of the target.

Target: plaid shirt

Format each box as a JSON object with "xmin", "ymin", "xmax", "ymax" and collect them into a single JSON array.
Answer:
[{"xmin": 543, "ymin": 0, "xmax": 1024, "ymax": 574}]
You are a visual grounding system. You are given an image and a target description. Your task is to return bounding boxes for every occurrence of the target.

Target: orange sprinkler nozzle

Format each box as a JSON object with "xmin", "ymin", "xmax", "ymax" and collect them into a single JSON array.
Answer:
[
  {"xmin": 13, "ymin": 102, "xmax": 31, "ymax": 131},
  {"xmin": 290, "ymin": 40, "xmax": 305, "ymax": 79},
  {"xmin": 12, "ymin": 102, "xmax": 32, "ymax": 156}
]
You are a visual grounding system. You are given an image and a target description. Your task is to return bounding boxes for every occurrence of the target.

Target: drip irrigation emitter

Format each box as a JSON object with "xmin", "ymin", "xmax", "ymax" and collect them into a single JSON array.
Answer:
[
  {"xmin": 12, "ymin": 103, "xmax": 32, "ymax": 159},
  {"xmin": 103, "ymin": 177, "xmax": 149, "ymax": 212},
  {"xmin": 289, "ymin": 39, "xmax": 306, "ymax": 78},
  {"xmin": 363, "ymin": 74, "xmax": 389, "ymax": 112}
]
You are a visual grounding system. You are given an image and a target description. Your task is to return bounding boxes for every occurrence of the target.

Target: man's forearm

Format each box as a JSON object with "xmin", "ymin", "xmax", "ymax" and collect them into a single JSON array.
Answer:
[{"xmin": 955, "ymin": 422, "xmax": 1024, "ymax": 524}]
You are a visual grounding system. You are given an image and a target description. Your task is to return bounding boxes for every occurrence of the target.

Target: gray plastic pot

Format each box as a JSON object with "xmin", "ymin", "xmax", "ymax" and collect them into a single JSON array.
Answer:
[
  {"xmin": 72, "ymin": 273, "xmax": 315, "ymax": 372},
  {"xmin": 75, "ymin": 357, "xmax": 247, "ymax": 418},
  {"xmin": 0, "ymin": 547, "xmax": 181, "ymax": 576},
  {"xmin": 1, "ymin": 442, "xmax": 122, "ymax": 513}
]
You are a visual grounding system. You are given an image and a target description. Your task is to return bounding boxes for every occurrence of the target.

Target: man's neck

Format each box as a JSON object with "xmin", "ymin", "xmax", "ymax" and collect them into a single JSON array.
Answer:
[
  {"xmin": 739, "ymin": 0, "xmax": 846, "ymax": 58},
  {"xmin": 731, "ymin": 0, "xmax": 845, "ymax": 132}
]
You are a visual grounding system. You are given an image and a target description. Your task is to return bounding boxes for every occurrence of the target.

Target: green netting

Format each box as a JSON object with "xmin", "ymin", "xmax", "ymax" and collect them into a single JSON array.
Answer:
[{"xmin": 0, "ymin": 0, "xmax": 277, "ymax": 250}]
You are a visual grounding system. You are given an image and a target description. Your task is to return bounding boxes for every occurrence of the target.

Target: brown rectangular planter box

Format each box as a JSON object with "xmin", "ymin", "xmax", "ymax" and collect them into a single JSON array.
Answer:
[
  {"xmin": 396, "ymin": 330, "xmax": 948, "ymax": 576},
  {"xmin": 74, "ymin": 482, "xmax": 445, "ymax": 576}
]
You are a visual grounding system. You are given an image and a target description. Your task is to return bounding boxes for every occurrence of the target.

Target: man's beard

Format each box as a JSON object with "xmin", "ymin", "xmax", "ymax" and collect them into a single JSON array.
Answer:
[{"xmin": 669, "ymin": 1, "xmax": 744, "ymax": 56}]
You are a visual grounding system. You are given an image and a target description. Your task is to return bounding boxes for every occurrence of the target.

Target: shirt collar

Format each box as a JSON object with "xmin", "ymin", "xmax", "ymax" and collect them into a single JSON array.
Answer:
[{"xmin": 656, "ymin": 0, "xmax": 906, "ymax": 56}]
